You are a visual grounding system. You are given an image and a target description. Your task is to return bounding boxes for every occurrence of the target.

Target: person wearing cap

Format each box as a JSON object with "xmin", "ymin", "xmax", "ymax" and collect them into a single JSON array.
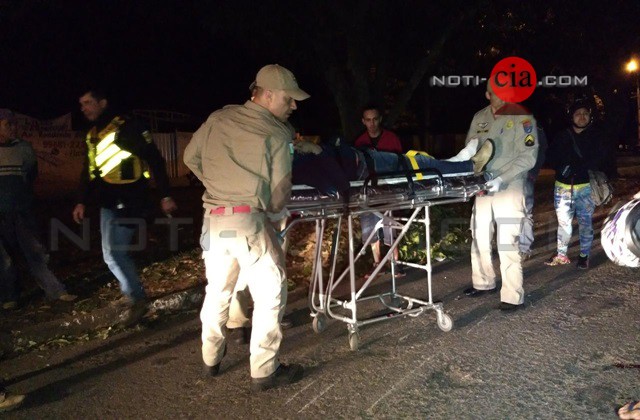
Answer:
[
  {"xmin": 463, "ymin": 82, "xmax": 539, "ymax": 312},
  {"xmin": 184, "ymin": 64, "xmax": 308, "ymax": 392},
  {"xmin": 72, "ymin": 90, "xmax": 177, "ymax": 326},
  {"xmin": 0, "ymin": 109, "xmax": 76, "ymax": 309},
  {"xmin": 545, "ymin": 98, "xmax": 605, "ymax": 270}
]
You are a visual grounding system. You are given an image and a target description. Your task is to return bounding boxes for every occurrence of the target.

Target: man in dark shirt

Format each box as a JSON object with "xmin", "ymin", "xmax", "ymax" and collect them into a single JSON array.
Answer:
[{"xmin": 545, "ymin": 98, "xmax": 604, "ymax": 269}]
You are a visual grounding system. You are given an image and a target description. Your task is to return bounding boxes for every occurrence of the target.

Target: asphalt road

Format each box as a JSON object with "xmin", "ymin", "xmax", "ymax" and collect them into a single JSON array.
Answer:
[{"xmin": 2, "ymin": 234, "xmax": 639, "ymax": 419}]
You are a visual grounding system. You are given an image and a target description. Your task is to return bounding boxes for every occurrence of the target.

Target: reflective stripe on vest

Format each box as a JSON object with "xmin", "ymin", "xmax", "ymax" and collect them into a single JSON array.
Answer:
[
  {"xmin": 405, "ymin": 150, "xmax": 433, "ymax": 180},
  {"xmin": 86, "ymin": 117, "xmax": 150, "ymax": 184}
]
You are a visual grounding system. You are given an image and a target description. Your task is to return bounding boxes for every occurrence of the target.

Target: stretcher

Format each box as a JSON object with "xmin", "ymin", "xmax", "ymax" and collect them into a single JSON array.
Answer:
[{"xmin": 282, "ymin": 168, "xmax": 487, "ymax": 350}]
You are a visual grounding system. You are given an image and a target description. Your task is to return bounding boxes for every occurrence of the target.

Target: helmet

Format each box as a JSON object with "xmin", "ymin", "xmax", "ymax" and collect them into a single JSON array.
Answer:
[
  {"xmin": 568, "ymin": 96, "xmax": 593, "ymax": 117},
  {"xmin": 601, "ymin": 198, "xmax": 640, "ymax": 267}
]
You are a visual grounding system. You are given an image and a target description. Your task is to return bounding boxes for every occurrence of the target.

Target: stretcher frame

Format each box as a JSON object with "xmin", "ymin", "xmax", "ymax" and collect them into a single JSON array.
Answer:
[{"xmin": 283, "ymin": 169, "xmax": 486, "ymax": 350}]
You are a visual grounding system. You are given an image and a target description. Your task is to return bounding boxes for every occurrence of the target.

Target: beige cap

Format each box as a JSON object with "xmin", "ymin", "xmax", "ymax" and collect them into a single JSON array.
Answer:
[{"xmin": 250, "ymin": 64, "xmax": 310, "ymax": 101}]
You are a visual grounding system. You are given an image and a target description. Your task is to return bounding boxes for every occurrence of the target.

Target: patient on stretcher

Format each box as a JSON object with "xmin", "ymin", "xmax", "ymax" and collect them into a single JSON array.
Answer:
[{"xmin": 292, "ymin": 139, "xmax": 494, "ymax": 196}]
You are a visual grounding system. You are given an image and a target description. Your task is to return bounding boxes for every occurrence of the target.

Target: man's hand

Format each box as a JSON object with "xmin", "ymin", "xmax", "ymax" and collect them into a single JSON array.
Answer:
[
  {"xmin": 485, "ymin": 177, "xmax": 503, "ymax": 193},
  {"xmin": 72, "ymin": 203, "xmax": 85, "ymax": 224},
  {"xmin": 161, "ymin": 197, "xmax": 178, "ymax": 215}
]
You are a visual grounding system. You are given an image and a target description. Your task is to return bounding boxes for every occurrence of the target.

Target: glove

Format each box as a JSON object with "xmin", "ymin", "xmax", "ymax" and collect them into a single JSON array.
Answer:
[
  {"xmin": 294, "ymin": 141, "xmax": 323, "ymax": 155},
  {"xmin": 485, "ymin": 176, "xmax": 503, "ymax": 193},
  {"xmin": 267, "ymin": 208, "xmax": 290, "ymax": 223}
]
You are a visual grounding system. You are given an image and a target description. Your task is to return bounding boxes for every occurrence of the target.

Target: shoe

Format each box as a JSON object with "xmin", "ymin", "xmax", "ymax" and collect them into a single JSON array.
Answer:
[
  {"xmin": 544, "ymin": 254, "xmax": 570, "ymax": 266},
  {"xmin": 471, "ymin": 139, "xmax": 495, "ymax": 174},
  {"xmin": 618, "ymin": 401, "xmax": 640, "ymax": 419},
  {"xmin": 577, "ymin": 254, "xmax": 589, "ymax": 270},
  {"xmin": 57, "ymin": 293, "xmax": 77, "ymax": 302},
  {"xmin": 118, "ymin": 298, "xmax": 148, "ymax": 328},
  {"xmin": 280, "ymin": 317, "xmax": 293, "ymax": 330},
  {"xmin": 229, "ymin": 327, "xmax": 250, "ymax": 345},
  {"xmin": 203, "ymin": 346, "xmax": 227, "ymax": 377},
  {"xmin": 463, "ymin": 287, "xmax": 497, "ymax": 297},
  {"xmin": 110, "ymin": 296, "xmax": 132, "ymax": 308},
  {"xmin": 2, "ymin": 301, "xmax": 18, "ymax": 310},
  {"xmin": 394, "ymin": 265, "xmax": 407, "ymax": 278},
  {"xmin": 250, "ymin": 363, "xmax": 304, "ymax": 393},
  {"xmin": 499, "ymin": 302, "xmax": 521, "ymax": 311},
  {"xmin": 519, "ymin": 251, "xmax": 531, "ymax": 262},
  {"xmin": 0, "ymin": 390, "xmax": 26, "ymax": 412}
]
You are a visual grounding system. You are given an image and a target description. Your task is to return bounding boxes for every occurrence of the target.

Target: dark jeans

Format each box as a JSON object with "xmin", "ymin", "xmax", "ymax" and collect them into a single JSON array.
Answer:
[
  {"xmin": 100, "ymin": 207, "xmax": 147, "ymax": 301},
  {"xmin": 355, "ymin": 149, "xmax": 473, "ymax": 179},
  {"xmin": 0, "ymin": 212, "xmax": 66, "ymax": 302}
]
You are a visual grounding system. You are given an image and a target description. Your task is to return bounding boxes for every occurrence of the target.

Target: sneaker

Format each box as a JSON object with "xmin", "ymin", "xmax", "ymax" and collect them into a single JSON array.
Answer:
[
  {"xmin": 280, "ymin": 317, "xmax": 294, "ymax": 330},
  {"xmin": 519, "ymin": 251, "xmax": 531, "ymax": 262},
  {"xmin": 57, "ymin": 293, "xmax": 77, "ymax": 302},
  {"xmin": 250, "ymin": 363, "xmax": 304, "ymax": 393},
  {"xmin": 394, "ymin": 265, "xmax": 407, "ymax": 278},
  {"xmin": 110, "ymin": 296, "xmax": 133, "ymax": 309},
  {"xmin": 118, "ymin": 298, "xmax": 148, "ymax": 328},
  {"xmin": 544, "ymin": 254, "xmax": 570, "ymax": 266},
  {"xmin": 0, "ymin": 390, "xmax": 26, "ymax": 412},
  {"xmin": 577, "ymin": 254, "xmax": 589, "ymax": 270},
  {"xmin": 471, "ymin": 139, "xmax": 495, "ymax": 174}
]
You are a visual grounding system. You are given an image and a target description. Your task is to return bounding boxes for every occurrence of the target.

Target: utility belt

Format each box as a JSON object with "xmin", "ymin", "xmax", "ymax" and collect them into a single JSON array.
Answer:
[{"xmin": 208, "ymin": 205, "xmax": 260, "ymax": 216}]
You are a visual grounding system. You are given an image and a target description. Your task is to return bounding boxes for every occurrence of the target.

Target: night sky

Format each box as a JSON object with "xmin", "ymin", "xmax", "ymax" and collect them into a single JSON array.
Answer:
[{"xmin": 2, "ymin": 1, "xmax": 640, "ymax": 139}]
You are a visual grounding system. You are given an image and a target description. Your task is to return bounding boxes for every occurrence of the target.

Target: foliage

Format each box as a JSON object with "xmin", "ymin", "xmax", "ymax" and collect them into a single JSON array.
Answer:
[{"xmin": 397, "ymin": 204, "xmax": 472, "ymax": 263}]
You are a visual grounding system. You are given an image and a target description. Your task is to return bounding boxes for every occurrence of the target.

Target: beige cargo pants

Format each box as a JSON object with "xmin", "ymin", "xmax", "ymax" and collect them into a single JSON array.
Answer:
[
  {"xmin": 470, "ymin": 183, "xmax": 526, "ymax": 305},
  {"xmin": 200, "ymin": 212, "xmax": 287, "ymax": 378}
]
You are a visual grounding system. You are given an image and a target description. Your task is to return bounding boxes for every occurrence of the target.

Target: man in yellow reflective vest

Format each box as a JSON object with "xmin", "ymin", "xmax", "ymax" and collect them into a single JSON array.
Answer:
[{"xmin": 72, "ymin": 89, "xmax": 177, "ymax": 327}]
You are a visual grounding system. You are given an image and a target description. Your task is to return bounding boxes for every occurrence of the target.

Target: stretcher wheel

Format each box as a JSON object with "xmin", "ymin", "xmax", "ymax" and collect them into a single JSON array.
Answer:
[
  {"xmin": 348, "ymin": 332, "xmax": 360, "ymax": 351},
  {"xmin": 312, "ymin": 314, "xmax": 327, "ymax": 333},
  {"xmin": 436, "ymin": 313, "xmax": 453, "ymax": 332}
]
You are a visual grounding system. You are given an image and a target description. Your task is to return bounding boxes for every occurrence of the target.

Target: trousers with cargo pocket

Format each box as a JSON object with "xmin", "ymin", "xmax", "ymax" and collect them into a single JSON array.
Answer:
[{"xmin": 199, "ymin": 211, "xmax": 287, "ymax": 378}]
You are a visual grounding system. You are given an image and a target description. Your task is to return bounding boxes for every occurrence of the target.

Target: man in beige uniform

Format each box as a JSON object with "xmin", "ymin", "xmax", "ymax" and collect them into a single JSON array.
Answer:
[
  {"xmin": 184, "ymin": 64, "xmax": 308, "ymax": 392},
  {"xmin": 464, "ymin": 84, "xmax": 538, "ymax": 311}
]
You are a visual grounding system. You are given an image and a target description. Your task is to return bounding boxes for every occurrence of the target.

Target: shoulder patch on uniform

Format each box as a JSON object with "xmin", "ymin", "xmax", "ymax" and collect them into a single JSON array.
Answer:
[
  {"xmin": 524, "ymin": 134, "xmax": 535, "ymax": 147},
  {"xmin": 522, "ymin": 119, "xmax": 533, "ymax": 134},
  {"xmin": 142, "ymin": 130, "xmax": 153, "ymax": 144},
  {"xmin": 505, "ymin": 120, "xmax": 514, "ymax": 130}
]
